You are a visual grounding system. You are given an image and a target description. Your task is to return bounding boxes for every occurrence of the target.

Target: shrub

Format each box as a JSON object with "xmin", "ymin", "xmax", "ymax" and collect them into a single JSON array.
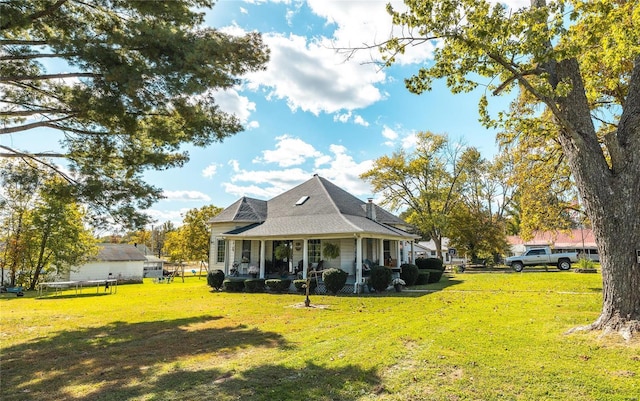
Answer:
[
  {"xmin": 369, "ymin": 265, "xmax": 392, "ymax": 292},
  {"xmin": 399, "ymin": 263, "xmax": 419, "ymax": 286},
  {"xmin": 223, "ymin": 278, "xmax": 245, "ymax": 292},
  {"xmin": 265, "ymin": 279, "xmax": 291, "ymax": 293},
  {"xmin": 415, "ymin": 271, "xmax": 431, "ymax": 285},
  {"xmin": 244, "ymin": 278, "xmax": 266, "ymax": 293},
  {"xmin": 207, "ymin": 269, "xmax": 225, "ymax": 290},
  {"xmin": 293, "ymin": 279, "xmax": 317, "ymax": 293},
  {"xmin": 423, "ymin": 269, "xmax": 443, "ymax": 283},
  {"xmin": 415, "ymin": 257, "xmax": 444, "ymax": 271},
  {"xmin": 322, "ymin": 268, "xmax": 348, "ymax": 295}
]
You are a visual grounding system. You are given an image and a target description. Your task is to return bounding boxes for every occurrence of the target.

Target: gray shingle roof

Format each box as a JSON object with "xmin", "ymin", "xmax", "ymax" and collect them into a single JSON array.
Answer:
[
  {"xmin": 209, "ymin": 196, "xmax": 267, "ymax": 223},
  {"xmin": 95, "ymin": 244, "xmax": 147, "ymax": 262},
  {"xmin": 212, "ymin": 175, "xmax": 417, "ymax": 239}
]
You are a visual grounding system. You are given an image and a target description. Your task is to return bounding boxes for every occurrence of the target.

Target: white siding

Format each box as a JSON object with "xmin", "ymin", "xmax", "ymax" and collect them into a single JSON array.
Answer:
[{"xmin": 70, "ymin": 261, "xmax": 144, "ymax": 281}]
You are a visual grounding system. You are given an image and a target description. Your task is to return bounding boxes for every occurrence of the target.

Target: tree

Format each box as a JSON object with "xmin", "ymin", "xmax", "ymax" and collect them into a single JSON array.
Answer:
[
  {"xmin": 181, "ymin": 205, "xmax": 222, "ymax": 262},
  {"xmin": 0, "ymin": 159, "xmax": 97, "ymax": 289},
  {"xmin": 448, "ymin": 149, "xmax": 511, "ymax": 262},
  {"xmin": 369, "ymin": 0, "xmax": 639, "ymax": 337},
  {"xmin": 0, "ymin": 0, "xmax": 269, "ymax": 228},
  {"xmin": 162, "ymin": 205, "xmax": 222, "ymax": 262},
  {"xmin": 361, "ymin": 132, "xmax": 466, "ymax": 259}
]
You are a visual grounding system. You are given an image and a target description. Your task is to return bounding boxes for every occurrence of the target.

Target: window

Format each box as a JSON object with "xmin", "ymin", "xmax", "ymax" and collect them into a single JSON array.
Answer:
[
  {"xmin": 308, "ymin": 239, "xmax": 321, "ymax": 263},
  {"xmin": 216, "ymin": 239, "xmax": 226, "ymax": 263},
  {"xmin": 242, "ymin": 240, "xmax": 251, "ymax": 262},
  {"xmin": 383, "ymin": 240, "xmax": 391, "ymax": 262},
  {"xmin": 296, "ymin": 196, "xmax": 310, "ymax": 205}
]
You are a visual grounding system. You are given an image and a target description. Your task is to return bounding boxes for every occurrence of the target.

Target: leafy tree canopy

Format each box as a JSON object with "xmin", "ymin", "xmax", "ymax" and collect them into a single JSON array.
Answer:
[
  {"xmin": 0, "ymin": 0, "xmax": 269, "ymax": 228},
  {"xmin": 372, "ymin": 0, "xmax": 639, "ymax": 336}
]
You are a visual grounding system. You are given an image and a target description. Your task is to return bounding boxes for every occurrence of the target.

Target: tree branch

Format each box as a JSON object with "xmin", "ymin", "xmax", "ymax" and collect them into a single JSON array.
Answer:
[
  {"xmin": 0, "ymin": 145, "xmax": 75, "ymax": 185},
  {"xmin": 0, "ymin": 109, "xmax": 73, "ymax": 117},
  {"xmin": 0, "ymin": 53, "xmax": 76, "ymax": 61},
  {"xmin": 0, "ymin": 73, "xmax": 99, "ymax": 83},
  {"xmin": 0, "ymin": 117, "xmax": 74, "ymax": 134},
  {"xmin": 0, "ymin": 0, "xmax": 69, "ymax": 31}
]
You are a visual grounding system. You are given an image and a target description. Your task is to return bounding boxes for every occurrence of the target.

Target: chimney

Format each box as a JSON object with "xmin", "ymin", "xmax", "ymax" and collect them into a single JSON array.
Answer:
[{"xmin": 366, "ymin": 198, "xmax": 376, "ymax": 221}]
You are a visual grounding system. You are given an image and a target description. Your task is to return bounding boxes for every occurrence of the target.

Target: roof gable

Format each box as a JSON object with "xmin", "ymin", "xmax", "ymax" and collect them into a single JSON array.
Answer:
[{"xmin": 209, "ymin": 196, "xmax": 267, "ymax": 224}]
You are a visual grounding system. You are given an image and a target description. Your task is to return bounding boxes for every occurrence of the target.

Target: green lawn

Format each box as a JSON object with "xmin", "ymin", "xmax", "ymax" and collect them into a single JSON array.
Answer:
[{"xmin": 1, "ymin": 273, "xmax": 638, "ymax": 401}]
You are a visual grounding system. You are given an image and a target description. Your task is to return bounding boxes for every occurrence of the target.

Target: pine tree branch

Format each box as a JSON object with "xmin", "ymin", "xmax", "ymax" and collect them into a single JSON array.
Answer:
[
  {"xmin": 0, "ymin": 0, "xmax": 69, "ymax": 31},
  {"xmin": 0, "ymin": 73, "xmax": 99, "ymax": 83}
]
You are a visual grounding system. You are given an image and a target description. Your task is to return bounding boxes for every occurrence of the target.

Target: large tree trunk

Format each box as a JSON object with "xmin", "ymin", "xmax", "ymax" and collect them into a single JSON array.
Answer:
[{"xmin": 553, "ymin": 56, "xmax": 640, "ymax": 339}]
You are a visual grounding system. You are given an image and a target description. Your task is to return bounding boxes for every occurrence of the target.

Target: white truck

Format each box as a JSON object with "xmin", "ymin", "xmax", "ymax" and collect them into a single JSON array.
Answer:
[{"xmin": 505, "ymin": 247, "xmax": 579, "ymax": 272}]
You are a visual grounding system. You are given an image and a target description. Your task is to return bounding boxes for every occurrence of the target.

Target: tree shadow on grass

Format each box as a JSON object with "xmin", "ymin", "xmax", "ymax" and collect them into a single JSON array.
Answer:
[{"xmin": 0, "ymin": 315, "xmax": 289, "ymax": 401}]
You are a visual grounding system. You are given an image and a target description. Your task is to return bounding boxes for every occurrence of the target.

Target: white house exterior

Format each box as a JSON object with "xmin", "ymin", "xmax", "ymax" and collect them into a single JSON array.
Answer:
[
  {"xmin": 208, "ymin": 175, "xmax": 419, "ymax": 291},
  {"xmin": 66, "ymin": 244, "xmax": 146, "ymax": 282}
]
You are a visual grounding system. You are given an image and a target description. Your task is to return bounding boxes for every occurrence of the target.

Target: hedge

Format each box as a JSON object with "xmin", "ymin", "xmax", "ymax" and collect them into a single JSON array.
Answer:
[
  {"xmin": 415, "ymin": 257, "xmax": 444, "ymax": 271},
  {"xmin": 415, "ymin": 271, "xmax": 431, "ymax": 285},
  {"xmin": 207, "ymin": 269, "xmax": 225, "ymax": 290},
  {"xmin": 322, "ymin": 268, "xmax": 348, "ymax": 295},
  {"xmin": 422, "ymin": 269, "xmax": 443, "ymax": 283},
  {"xmin": 223, "ymin": 278, "xmax": 245, "ymax": 292},
  {"xmin": 369, "ymin": 265, "xmax": 392, "ymax": 292},
  {"xmin": 265, "ymin": 279, "xmax": 291, "ymax": 293},
  {"xmin": 399, "ymin": 263, "xmax": 419, "ymax": 286},
  {"xmin": 293, "ymin": 279, "xmax": 318, "ymax": 293},
  {"xmin": 244, "ymin": 278, "xmax": 266, "ymax": 293}
]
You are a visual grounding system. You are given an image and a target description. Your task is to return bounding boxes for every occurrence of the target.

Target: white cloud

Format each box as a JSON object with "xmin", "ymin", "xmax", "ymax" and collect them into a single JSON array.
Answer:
[
  {"xmin": 240, "ymin": 7, "xmax": 248, "ymax": 14},
  {"xmin": 382, "ymin": 125, "xmax": 398, "ymax": 141},
  {"xmin": 220, "ymin": 140, "xmax": 374, "ymax": 200},
  {"xmin": 247, "ymin": 120, "xmax": 260, "ymax": 129},
  {"xmin": 202, "ymin": 163, "xmax": 219, "ymax": 179},
  {"xmin": 306, "ymin": 0, "xmax": 436, "ymax": 66},
  {"xmin": 253, "ymin": 134, "xmax": 323, "ymax": 167},
  {"xmin": 353, "ymin": 115, "xmax": 369, "ymax": 127},
  {"xmin": 163, "ymin": 190, "xmax": 212, "ymax": 202},
  {"xmin": 334, "ymin": 111, "xmax": 351, "ymax": 123},
  {"xmin": 211, "ymin": 88, "xmax": 256, "ymax": 124},
  {"xmin": 145, "ymin": 208, "xmax": 190, "ymax": 226},
  {"xmin": 401, "ymin": 132, "xmax": 418, "ymax": 149},
  {"xmin": 246, "ymin": 32, "xmax": 385, "ymax": 115}
]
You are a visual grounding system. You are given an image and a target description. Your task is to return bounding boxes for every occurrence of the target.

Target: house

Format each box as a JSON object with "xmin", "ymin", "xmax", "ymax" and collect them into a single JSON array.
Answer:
[
  {"xmin": 64, "ymin": 243, "xmax": 146, "ymax": 282},
  {"xmin": 410, "ymin": 239, "xmax": 466, "ymax": 265},
  {"xmin": 133, "ymin": 244, "xmax": 166, "ymax": 278},
  {"xmin": 208, "ymin": 175, "xmax": 419, "ymax": 292},
  {"xmin": 507, "ymin": 229, "xmax": 599, "ymax": 261}
]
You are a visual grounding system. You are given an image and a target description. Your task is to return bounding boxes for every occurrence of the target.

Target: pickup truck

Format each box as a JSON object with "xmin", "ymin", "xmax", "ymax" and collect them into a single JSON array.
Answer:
[{"xmin": 505, "ymin": 247, "xmax": 579, "ymax": 272}]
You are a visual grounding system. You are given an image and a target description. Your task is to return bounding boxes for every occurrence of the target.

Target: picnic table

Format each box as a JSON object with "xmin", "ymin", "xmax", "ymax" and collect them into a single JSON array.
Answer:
[{"xmin": 37, "ymin": 279, "xmax": 118, "ymax": 296}]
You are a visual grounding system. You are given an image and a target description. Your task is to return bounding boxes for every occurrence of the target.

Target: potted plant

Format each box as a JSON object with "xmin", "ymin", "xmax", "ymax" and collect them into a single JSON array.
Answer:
[
  {"xmin": 322, "ymin": 242, "xmax": 340, "ymax": 266},
  {"xmin": 274, "ymin": 242, "xmax": 293, "ymax": 277},
  {"xmin": 391, "ymin": 278, "xmax": 406, "ymax": 292}
]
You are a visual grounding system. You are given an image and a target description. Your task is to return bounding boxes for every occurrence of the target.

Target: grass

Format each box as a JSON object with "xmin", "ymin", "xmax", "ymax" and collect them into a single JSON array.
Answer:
[{"xmin": 1, "ymin": 272, "xmax": 638, "ymax": 401}]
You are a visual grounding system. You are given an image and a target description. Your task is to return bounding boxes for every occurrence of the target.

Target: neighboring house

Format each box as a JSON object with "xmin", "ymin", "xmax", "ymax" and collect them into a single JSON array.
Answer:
[
  {"xmin": 507, "ymin": 229, "xmax": 599, "ymax": 261},
  {"xmin": 208, "ymin": 175, "xmax": 419, "ymax": 291},
  {"xmin": 63, "ymin": 243, "xmax": 146, "ymax": 282},
  {"xmin": 133, "ymin": 244, "xmax": 166, "ymax": 278},
  {"xmin": 411, "ymin": 239, "xmax": 466, "ymax": 265}
]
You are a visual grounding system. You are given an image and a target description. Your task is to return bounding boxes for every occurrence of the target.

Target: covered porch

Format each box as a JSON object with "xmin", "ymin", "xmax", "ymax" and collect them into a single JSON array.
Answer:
[{"xmin": 211, "ymin": 235, "xmax": 416, "ymax": 293}]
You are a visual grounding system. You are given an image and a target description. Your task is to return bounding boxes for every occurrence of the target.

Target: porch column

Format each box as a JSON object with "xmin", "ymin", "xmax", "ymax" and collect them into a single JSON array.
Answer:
[
  {"xmin": 355, "ymin": 236, "xmax": 363, "ymax": 293},
  {"xmin": 410, "ymin": 241, "xmax": 415, "ymax": 263},
  {"xmin": 378, "ymin": 239, "xmax": 384, "ymax": 266},
  {"xmin": 302, "ymin": 239, "xmax": 309, "ymax": 279},
  {"xmin": 259, "ymin": 240, "xmax": 266, "ymax": 278},
  {"xmin": 396, "ymin": 241, "xmax": 401, "ymax": 267}
]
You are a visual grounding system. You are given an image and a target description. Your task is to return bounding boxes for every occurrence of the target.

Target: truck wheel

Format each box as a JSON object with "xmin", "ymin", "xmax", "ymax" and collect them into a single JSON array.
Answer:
[
  {"xmin": 557, "ymin": 259, "xmax": 571, "ymax": 270},
  {"xmin": 512, "ymin": 261, "xmax": 524, "ymax": 272}
]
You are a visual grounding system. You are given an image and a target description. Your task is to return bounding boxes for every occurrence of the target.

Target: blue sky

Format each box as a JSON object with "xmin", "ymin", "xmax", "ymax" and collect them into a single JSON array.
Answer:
[{"xmin": 3, "ymin": 0, "xmax": 528, "ymax": 228}]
